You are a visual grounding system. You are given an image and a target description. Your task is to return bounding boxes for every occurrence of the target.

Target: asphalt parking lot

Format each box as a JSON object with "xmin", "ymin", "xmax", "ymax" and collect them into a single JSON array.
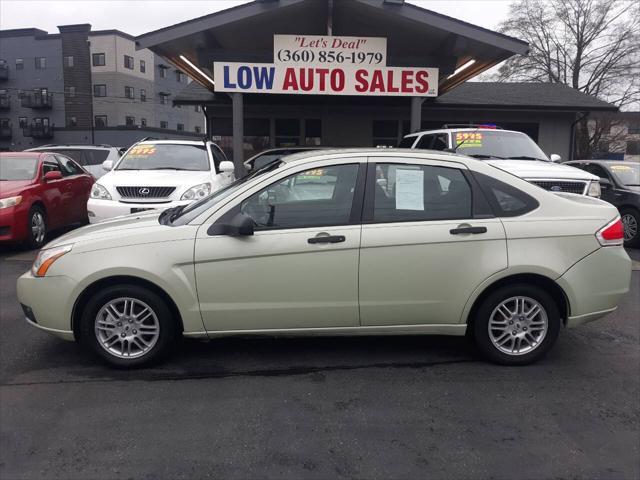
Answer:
[{"xmin": 0, "ymin": 239, "xmax": 638, "ymax": 480}]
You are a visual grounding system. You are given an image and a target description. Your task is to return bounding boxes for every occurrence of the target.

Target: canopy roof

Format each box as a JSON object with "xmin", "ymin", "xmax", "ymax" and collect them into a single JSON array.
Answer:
[{"xmin": 137, "ymin": 0, "xmax": 529, "ymax": 94}]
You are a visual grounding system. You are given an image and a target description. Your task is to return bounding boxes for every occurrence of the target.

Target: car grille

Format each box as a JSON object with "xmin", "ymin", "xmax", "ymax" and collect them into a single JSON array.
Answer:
[
  {"xmin": 116, "ymin": 186, "xmax": 176, "ymax": 199},
  {"xmin": 530, "ymin": 180, "xmax": 587, "ymax": 195}
]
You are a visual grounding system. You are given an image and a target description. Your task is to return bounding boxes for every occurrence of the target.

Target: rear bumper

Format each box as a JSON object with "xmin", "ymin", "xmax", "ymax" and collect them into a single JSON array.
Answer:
[
  {"xmin": 558, "ymin": 246, "xmax": 632, "ymax": 327},
  {"xmin": 87, "ymin": 198, "xmax": 190, "ymax": 224}
]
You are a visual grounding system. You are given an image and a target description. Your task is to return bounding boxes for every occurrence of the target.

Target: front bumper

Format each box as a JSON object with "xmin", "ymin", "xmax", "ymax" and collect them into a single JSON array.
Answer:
[
  {"xmin": 16, "ymin": 270, "xmax": 78, "ymax": 341},
  {"xmin": 557, "ymin": 246, "xmax": 632, "ymax": 327},
  {"xmin": 0, "ymin": 205, "xmax": 28, "ymax": 242},
  {"xmin": 87, "ymin": 198, "xmax": 190, "ymax": 223}
]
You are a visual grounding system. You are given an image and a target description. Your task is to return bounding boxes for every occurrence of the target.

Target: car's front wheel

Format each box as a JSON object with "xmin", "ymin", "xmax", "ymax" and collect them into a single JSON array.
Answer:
[
  {"xmin": 80, "ymin": 285, "xmax": 178, "ymax": 368},
  {"xmin": 26, "ymin": 206, "xmax": 47, "ymax": 249},
  {"xmin": 473, "ymin": 284, "xmax": 561, "ymax": 365}
]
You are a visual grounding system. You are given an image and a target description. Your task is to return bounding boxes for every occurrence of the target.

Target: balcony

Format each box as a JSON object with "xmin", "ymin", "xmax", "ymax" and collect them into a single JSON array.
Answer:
[
  {"xmin": 23, "ymin": 124, "xmax": 54, "ymax": 139},
  {"xmin": 0, "ymin": 63, "xmax": 8, "ymax": 81},
  {"xmin": 0, "ymin": 94, "xmax": 9, "ymax": 110},
  {"xmin": 0, "ymin": 125, "xmax": 11, "ymax": 139},
  {"xmin": 21, "ymin": 93, "xmax": 53, "ymax": 109}
]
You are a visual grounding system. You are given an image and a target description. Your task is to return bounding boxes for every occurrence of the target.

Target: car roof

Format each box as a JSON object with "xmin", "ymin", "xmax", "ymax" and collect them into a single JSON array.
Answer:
[
  {"xmin": 0, "ymin": 151, "xmax": 44, "ymax": 158},
  {"xmin": 404, "ymin": 128, "xmax": 526, "ymax": 138},
  {"xmin": 135, "ymin": 140, "xmax": 208, "ymax": 146},
  {"xmin": 279, "ymin": 147, "xmax": 475, "ymax": 165},
  {"xmin": 25, "ymin": 144, "xmax": 116, "ymax": 150},
  {"xmin": 568, "ymin": 159, "xmax": 636, "ymax": 164}
]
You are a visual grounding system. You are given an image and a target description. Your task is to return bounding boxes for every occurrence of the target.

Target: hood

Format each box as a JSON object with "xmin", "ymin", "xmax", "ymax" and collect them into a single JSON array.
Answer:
[
  {"xmin": 485, "ymin": 159, "xmax": 599, "ymax": 181},
  {"xmin": 98, "ymin": 169, "xmax": 213, "ymax": 189},
  {"xmin": 0, "ymin": 179, "xmax": 36, "ymax": 197}
]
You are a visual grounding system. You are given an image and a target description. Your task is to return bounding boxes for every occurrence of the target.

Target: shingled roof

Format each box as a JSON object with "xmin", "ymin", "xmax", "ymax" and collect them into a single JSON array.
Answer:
[{"xmin": 174, "ymin": 81, "xmax": 617, "ymax": 111}]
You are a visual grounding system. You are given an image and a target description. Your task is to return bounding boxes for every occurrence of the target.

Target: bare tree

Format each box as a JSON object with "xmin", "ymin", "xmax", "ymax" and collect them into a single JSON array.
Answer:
[{"xmin": 495, "ymin": 0, "xmax": 640, "ymax": 158}]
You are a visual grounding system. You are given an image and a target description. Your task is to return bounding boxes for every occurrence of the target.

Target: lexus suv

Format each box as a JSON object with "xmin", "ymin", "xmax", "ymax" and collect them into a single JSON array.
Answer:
[
  {"xmin": 87, "ymin": 139, "xmax": 235, "ymax": 223},
  {"xmin": 400, "ymin": 126, "xmax": 601, "ymax": 197}
]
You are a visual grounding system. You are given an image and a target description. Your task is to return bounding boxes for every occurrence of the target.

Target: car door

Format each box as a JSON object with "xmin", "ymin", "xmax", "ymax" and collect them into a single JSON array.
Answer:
[
  {"xmin": 56, "ymin": 154, "xmax": 93, "ymax": 221},
  {"xmin": 194, "ymin": 158, "xmax": 365, "ymax": 332},
  {"xmin": 359, "ymin": 157, "xmax": 508, "ymax": 326},
  {"xmin": 39, "ymin": 157, "xmax": 67, "ymax": 228}
]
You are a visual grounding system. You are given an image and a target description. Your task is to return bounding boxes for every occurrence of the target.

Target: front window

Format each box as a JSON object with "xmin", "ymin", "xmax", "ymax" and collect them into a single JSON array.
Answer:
[
  {"xmin": 608, "ymin": 163, "xmax": 640, "ymax": 186},
  {"xmin": 398, "ymin": 136, "xmax": 416, "ymax": 148},
  {"xmin": 241, "ymin": 164, "xmax": 359, "ymax": 229},
  {"xmin": 116, "ymin": 144, "xmax": 210, "ymax": 171},
  {"xmin": 453, "ymin": 130, "xmax": 548, "ymax": 161},
  {"xmin": 0, "ymin": 156, "xmax": 39, "ymax": 181}
]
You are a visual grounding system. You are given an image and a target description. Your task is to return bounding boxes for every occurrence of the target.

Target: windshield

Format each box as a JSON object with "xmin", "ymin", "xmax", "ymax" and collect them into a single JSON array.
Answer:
[
  {"xmin": 117, "ymin": 144, "xmax": 210, "ymax": 171},
  {"xmin": 170, "ymin": 161, "xmax": 283, "ymax": 225},
  {"xmin": 0, "ymin": 156, "xmax": 39, "ymax": 181},
  {"xmin": 398, "ymin": 137, "xmax": 416, "ymax": 148},
  {"xmin": 455, "ymin": 130, "xmax": 548, "ymax": 161},
  {"xmin": 609, "ymin": 163, "xmax": 640, "ymax": 186}
]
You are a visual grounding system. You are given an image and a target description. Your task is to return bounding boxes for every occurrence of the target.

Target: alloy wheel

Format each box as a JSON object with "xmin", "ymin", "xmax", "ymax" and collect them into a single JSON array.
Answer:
[
  {"xmin": 31, "ymin": 211, "xmax": 46, "ymax": 245},
  {"xmin": 488, "ymin": 296, "xmax": 548, "ymax": 356},
  {"xmin": 622, "ymin": 213, "xmax": 637, "ymax": 242},
  {"xmin": 94, "ymin": 297, "xmax": 160, "ymax": 359}
]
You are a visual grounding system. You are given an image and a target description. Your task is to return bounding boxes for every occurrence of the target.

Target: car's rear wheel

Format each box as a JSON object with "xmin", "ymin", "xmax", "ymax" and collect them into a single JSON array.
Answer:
[
  {"xmin": 79, "ymin": 285, "xmax": 177, "ymax": 368},
  {"xmin": 26, "ymin": 206, "xmax": 47, "ymax": 250},
  {"xmin": 621, "ymin": 208, "xmax": 639, "ymax": 248},
  {"xmin": 473, "ymin": 284, "xmax": 561, "ymax": 365}
]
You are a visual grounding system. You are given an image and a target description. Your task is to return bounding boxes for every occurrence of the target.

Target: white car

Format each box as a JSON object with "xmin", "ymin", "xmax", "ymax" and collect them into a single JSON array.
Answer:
[
  {"xmin": 400, "ymin": 127, "xmax": 601, "ymax": 197},
  {"xmin": 25, "ymin": 144, "xmax": 122, "ymax": 179},
  {"xmin": 87, "ymin": 139, "xmax": 235, "ymax": 223}
]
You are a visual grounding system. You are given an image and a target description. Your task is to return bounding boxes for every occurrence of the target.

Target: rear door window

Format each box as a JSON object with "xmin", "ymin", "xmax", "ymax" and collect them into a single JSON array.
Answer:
[
  {"xmin": 472, "ymin": 171, "xmax": 539, "ymax": 217},
  {"xmin": 56, "ymin": 155, "xmax": 84, "ymax": 176}
]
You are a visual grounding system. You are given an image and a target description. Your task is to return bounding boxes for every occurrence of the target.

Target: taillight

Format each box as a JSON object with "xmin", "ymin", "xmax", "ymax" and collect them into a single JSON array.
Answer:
[{"xmin": 596, "ymin": 217, "xmax": 624, "ymax": 246}]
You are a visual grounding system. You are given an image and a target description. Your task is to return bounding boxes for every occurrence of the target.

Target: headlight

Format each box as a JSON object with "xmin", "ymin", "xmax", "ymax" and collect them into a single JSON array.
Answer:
[
  {"xmin": 32, "ymin": 244, "xmax": 73, "ymax": 277},
  {"xmin": 90, "ymin": 183, "xmax": 112, "ymax": 200},
  {"xmin": 0, "ymin": 195, "xmax": 22, "ymax": 209},
  {"xmin": 181, "ymin": 183, "xmax": 211, "ymax": 200},
  {"xmin": 588, "ymin": 181, "xmax": 601, "ymax": 198}
]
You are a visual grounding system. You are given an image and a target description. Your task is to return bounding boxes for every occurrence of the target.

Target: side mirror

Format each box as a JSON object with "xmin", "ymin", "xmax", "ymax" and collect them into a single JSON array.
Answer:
[
  {"xmin": 219, "ymin": 160, "xmax": 235, "ymax": 174},
  {"xmin": 102, "ymin": 160, "xmax": 114, "ymax": 171},
  {"xmin": 549, "ymin": 154, "xmax": 561, "ymax": 162},
  {"xmin": 599, "ymin": 177, "xmax": 612, "ymax": 188},
  {"xmin": 207, "ymin": 212, "xmax": 255, "ymax": 236},
  {"xmin": 43, "ymin": 170, "xmax": 63, "ymax": 181}
]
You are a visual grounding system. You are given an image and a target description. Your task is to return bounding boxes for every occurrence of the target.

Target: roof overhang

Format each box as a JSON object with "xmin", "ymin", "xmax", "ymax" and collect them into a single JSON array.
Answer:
[{"xmin": 137, "ymin": 0, "xmax": 528, "ymax": 95}]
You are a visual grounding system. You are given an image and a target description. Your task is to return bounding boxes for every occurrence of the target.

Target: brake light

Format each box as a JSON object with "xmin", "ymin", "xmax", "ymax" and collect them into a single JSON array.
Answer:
[{"xmin": 596, "ymin": 217, "xmax": 624, "ymax": 246}]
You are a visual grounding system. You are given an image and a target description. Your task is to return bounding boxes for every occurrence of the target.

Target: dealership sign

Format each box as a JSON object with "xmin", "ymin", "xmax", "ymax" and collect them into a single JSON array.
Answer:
[{"xmin": 213, "ymin": 34, "xmax": 438, "ymax": 97}]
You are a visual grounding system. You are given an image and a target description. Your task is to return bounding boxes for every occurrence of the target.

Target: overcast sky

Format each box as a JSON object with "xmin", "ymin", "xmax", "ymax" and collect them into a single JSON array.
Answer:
[{"xmin": 0, "ymin": 1, "xmax": 512, "ymax": 36}]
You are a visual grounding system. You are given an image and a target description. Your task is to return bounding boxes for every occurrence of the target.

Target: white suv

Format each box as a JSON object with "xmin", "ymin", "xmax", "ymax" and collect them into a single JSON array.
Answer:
[
  {"xmin": 400, "ymin": 127, "xmax": 601, "ymax": 197},
  {"xmin": 87, "ymin": 139, "xmax": 234, "ymax": 223}
]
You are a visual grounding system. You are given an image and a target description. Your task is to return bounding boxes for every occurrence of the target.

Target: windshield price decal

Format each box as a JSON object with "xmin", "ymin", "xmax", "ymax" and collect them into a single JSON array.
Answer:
[
  {"xmin": 128, "ymin": 146, "xmax": 156, "ymax": 157},
  {"xmin": 274, "ymin": 35, "xmax": 386, "ymax": 66},
  {"xmin": 455, "ymin": 132, "xmax": 483, "ymax": 148}
]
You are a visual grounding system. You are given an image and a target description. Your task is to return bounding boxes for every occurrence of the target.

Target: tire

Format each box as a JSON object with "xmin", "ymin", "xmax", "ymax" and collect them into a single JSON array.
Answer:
[
  {"xmin": 26, "ymin": 206, "xmax": 47, "ymax": 250},
  {"xmin": 473, "ymin": 284, "xmax": 561, "ymax": 365},
  {"xmin": 79, "ymin": 284, "xmax": 178, "ymax": 368},
  {"xmin": 621, "ymin": 208, "xmax": 640, "ymax": 248}
]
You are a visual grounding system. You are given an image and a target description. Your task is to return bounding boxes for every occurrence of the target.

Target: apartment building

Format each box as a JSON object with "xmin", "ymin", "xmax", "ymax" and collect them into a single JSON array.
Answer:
[{"xmin": 0, "ymin": 24, "xmax": 204, "ymax": 151}]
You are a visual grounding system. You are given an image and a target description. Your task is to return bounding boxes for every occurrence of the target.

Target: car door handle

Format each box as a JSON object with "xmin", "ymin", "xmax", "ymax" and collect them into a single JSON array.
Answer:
[
  {"xmin": 308, "ymin": 235, "xmax": 346, "ymax": 244},
  {"xmin": 449, "ymin": 226, "xmax": 488, "ymax": 235}
]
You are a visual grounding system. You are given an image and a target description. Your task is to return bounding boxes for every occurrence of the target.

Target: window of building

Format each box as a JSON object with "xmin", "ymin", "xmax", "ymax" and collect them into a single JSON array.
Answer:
[
  {"xmin": 65, "ymin": 86, "xmax": 76, "ymax": 97},
  {"xmin": 34, "ymin": 57, "xmax": 46, "ymax": 69},
  {"xmin": 628, "ymin": 123, "xmax": 640, "ymax": 135},
  {"xmin": 241, "ymin": 164, "xmax": 359, "ymax": 230},
  {"xmin": 160, "ymin": 94, "xmax": 167, "ymax": 105},
  {"xmin": 15, "ymin": 58, "xmax": 23, "ymax": 70},
  {"xmin": 305, "ymin": 119, "xmax": 321, "ymax": 146},
  {"xmin": 159, "ymin": 66, "xmax": 167, "ymax": 78},
  {"xmin": 141, "ymin": 118, "xmax": 147, "ymax": 127},
  {"xmin": 175, "ymin": 70, "xmax": 184, "ymax": 82},
  {"xmin": 67, "ymin": 116, "xmax": 77, "ymax": 127},
  {"xmin": 177, "ymin": 123, "xmax": 185, "ymax": 131},
  {"xmin": 195, "ymin": 126, "xmax": 201, "ymax": 134},
  {"xmin": 627, "ymin": 141, "xmax": 640, "ymax": 156},
  {"xmin": 372, "ymin": 120, "xmax": 398, "ymax": 147},
  {"xmin": 95, "ymin": 115, "xmax": 107, "ymax": 127},
  {"xmin": 125, "ymin": 116, "xmax": 135, "ymax": 126},
  {"xmin": 140, "ymin": 89, "xmax": 146, "ymax": 102},
  {"xmin": 195, "ymin": 105, "xmax": 201, "ymax": 112},
  {"xmin": 92, "ymin": 53, "xmax": 106, "ymax": 66},
  {"xmin": 64, "ymin": 56, "xmax": 74, "ymax": 68},
  {"xmin": 372, "ymin": 163, "xmax": 473, "ymax": 223},
  {"xmin": 140, "ymin": 59, "xmax": 146, "ymax": 73},
  {"xmin": 93, "ymin": 84, "xmax": 107, "ymax": 97},
  {"xmin": 18, "ymin": 117, "xmax": 27, "ymax": 128},
  {"xmin": 124, "ymin": 55, "xmax": 134, "ymax": 70},
  {"xmin": 125, "ymin": 86, "xmax": 134, "ymax": 99},
  {"xmin": 160, "ymin": 120, "xmax": 168, "ymax": 129},
  {"xmin": 275, "ymin": 119, "xmax": 300, "ymax": 147}
]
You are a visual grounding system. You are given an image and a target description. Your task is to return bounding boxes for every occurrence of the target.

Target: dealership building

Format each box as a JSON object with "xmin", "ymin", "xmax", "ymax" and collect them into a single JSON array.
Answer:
[{"xmin": 136, "ymin": 0, "xmax": 617, "ymax": 164}]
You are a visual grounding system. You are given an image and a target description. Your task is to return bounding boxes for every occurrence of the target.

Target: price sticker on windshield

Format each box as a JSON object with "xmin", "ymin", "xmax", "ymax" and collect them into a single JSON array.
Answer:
[
  {"xmin": 128, "ymin": 146, "xmax": 156, "ymax": 157},
  {"xmin": 455, "ymin": 132, "xmax": 483, "ymax": 148}
]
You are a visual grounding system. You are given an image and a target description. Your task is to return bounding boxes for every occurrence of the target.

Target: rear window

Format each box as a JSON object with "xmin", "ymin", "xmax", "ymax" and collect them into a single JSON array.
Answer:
[{"xmin": 472, "ymin": 171, "xmax": 539, "ymax": 217}]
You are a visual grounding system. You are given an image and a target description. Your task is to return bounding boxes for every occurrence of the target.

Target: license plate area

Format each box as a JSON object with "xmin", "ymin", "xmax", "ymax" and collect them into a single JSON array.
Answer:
[{"xmin": 131, "ymin": 208, "xmax": 154, "ymax": 214}]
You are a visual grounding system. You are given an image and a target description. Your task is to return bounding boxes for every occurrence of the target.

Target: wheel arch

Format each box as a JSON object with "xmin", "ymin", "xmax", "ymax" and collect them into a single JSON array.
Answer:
[
  {"xmin": 71, "ymin": 275, "xmax": 185, "ymax": 340},
  {"xmin": 465, "ymin": 273, "xmax": 570, "ymax": 330}
]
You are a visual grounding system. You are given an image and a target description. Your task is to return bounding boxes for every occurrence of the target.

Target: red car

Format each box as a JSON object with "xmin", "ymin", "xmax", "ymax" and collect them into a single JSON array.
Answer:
[{"xmin": 0, "ymin": 152, "xmax": 94, "ymax": 249}]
